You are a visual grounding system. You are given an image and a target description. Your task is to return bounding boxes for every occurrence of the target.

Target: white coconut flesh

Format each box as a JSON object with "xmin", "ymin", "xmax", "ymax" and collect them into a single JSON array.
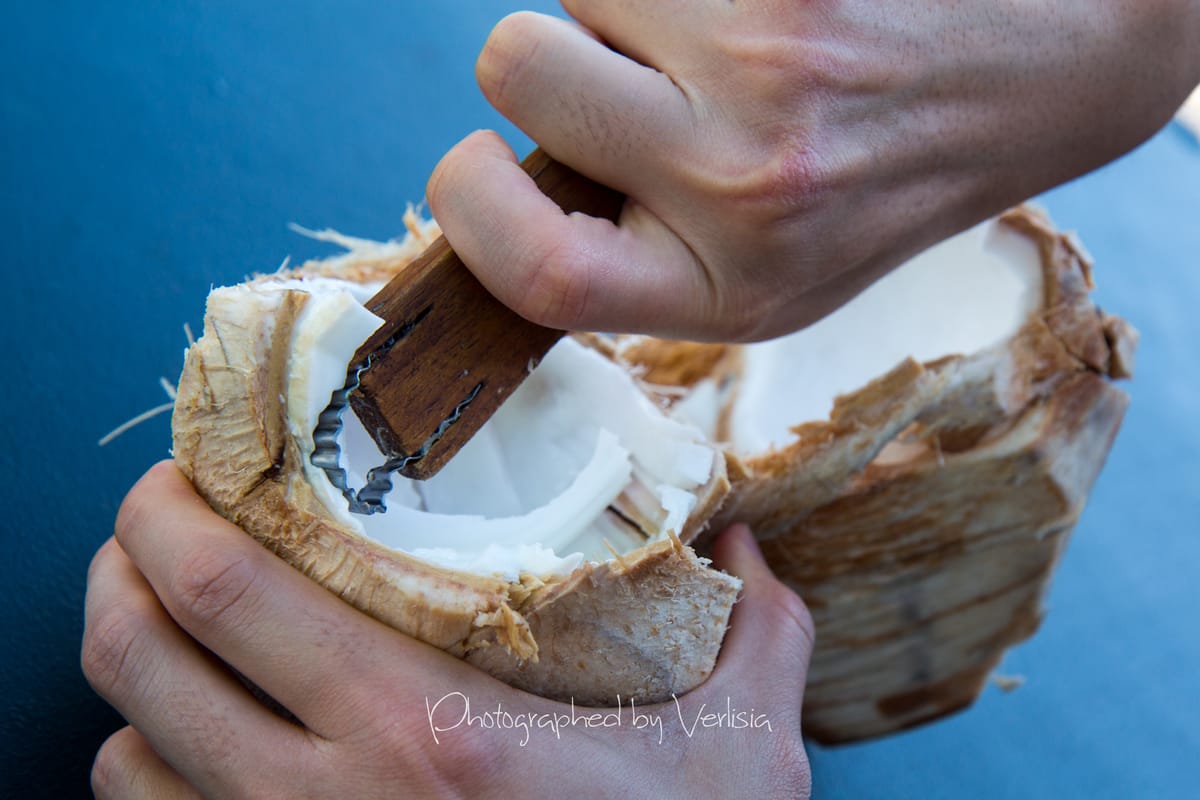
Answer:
[
  {"xmin": 673, "ymin": 219, "xmax": 1046, "ymax": 453},
  {"xmin": 276, "ymin": 277, "xmax": 717, "ymax": 582}
]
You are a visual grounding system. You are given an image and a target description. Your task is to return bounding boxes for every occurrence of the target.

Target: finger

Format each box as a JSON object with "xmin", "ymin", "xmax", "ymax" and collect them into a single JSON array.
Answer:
[
  {"xmin": 83, "ymin": 537, "xmax": 314, "ymax": 797},
  {"xmin": 560, "ymin": 0, "xmax": 722, "ymax": 71},
  {"xmin": 476, "ymin": 11, "xmax": 694, "ymax": 197},
  {"xmin": 92, "ymin": 726, "xmax": 202, "ymax": 800},
  {"xmin": 113, "ymin": 462, "xmax": 497, "ymax": 740},
  {"xmin": 428, "ymin": 130, "xmax": 723, "ymax": 336},
  {"xmin": 707, "ymin": 524, "xmax": 816, "ymax": 711}
]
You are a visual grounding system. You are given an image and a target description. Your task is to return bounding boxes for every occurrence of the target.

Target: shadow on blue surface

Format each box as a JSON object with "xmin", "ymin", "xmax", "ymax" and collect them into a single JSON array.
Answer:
[{"xmin": 2, "ymin": 3, "xmax": 1196, "ymax": 798}]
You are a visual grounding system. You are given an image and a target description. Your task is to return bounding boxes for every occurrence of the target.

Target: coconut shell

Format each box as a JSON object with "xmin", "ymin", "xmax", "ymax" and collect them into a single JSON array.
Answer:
[
  {"xmin": 171, "ymin": 245, "xmax": 739, "ymax": 707},
  {"xmin": 173, "ymin": 203, "xmax": 1132, "ymax": 741},
  {"xmin": 621, "ymin": 206, "xmax": 1136, "ymax": 742},
  {"xmin": 466, "ymin": 535, "xmax": 738, "ymax": 705}
]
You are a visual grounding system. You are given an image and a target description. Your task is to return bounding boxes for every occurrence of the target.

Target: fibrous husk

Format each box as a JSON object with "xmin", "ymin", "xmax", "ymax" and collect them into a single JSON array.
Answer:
[
  {"xmin": 172, "ymin": 213, "xmax": 739, "ymax": 706},
  {"xmin": 618, "ymin": 206, "xmax": 1135, "ymax": 742},
  {"xmin": 172, "ymin": 203, "xmax": 1132, "ymax": 743}
]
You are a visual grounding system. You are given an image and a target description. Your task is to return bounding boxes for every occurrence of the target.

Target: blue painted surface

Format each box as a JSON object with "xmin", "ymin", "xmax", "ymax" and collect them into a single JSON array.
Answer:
[
  {"xmin": 809, "ymin": 126, "xmax": 1200, "ymax": 799},
  {"xmin": 1, "ymin": 3, "xmax": 1195, "ymax": 797}
]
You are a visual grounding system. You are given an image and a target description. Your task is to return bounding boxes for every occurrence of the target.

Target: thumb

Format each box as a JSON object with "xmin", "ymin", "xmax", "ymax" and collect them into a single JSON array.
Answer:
[{"xmin": 705, "ymin": 524, "xmax": 816, "ymax": 712}]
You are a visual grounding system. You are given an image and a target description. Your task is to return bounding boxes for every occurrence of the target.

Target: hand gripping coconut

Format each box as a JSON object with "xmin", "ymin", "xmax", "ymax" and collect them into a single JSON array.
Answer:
[{"xmin": 172, "ymin": 204, "xmax": 1134, "ymax": 742}]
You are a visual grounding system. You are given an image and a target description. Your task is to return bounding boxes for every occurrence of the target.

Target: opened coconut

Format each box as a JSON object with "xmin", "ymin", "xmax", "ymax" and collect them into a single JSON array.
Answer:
[
  {"xmin": 618, "ymin": 206, "xmax": 1135, "ymax": 742},
  {"xmin": 172, "ymin": 206, "xmax": 1133, "ymax": 742},
  {"xmin": 171, "ymin": 215, "xmax": 738, "ymax": 706}
]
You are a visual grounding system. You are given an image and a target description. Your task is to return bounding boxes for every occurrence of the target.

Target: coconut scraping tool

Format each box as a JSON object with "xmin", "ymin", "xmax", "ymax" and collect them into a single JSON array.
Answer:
[{"xmin": 311, "ymin": 148, "xmax": 624, "ymax": 514}]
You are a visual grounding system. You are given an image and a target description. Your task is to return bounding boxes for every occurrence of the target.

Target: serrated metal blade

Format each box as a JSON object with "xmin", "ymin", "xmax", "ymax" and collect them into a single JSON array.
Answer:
[{"xmin": 309, "ymin": 353, "xmax": 482, "ymax": 515}]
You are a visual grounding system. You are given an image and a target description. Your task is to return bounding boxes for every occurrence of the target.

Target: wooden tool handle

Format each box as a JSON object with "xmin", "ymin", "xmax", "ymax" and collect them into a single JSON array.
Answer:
[{"xmin": 348, "ymin": 149, "xmax": 625, "ymax": 481}]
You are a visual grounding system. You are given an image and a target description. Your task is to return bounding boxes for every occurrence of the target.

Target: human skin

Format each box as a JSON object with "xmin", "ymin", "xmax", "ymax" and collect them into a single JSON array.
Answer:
[
  {"xmin": 84, "ymin": 1, "xmax": 1200, "ymax": 795},
  {"xmin": 82, "ymin": 463, "xmax": 815, "ymax": 799},
  {"xmin": 428, "ymin": 0, "xmax": 1200, "ymax": 342}
]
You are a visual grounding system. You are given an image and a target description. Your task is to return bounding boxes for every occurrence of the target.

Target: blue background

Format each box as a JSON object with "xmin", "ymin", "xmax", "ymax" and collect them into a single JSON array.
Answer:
[{"xmin": 2, "ymin": 3, "xmax": 1196, "ymax": 797}]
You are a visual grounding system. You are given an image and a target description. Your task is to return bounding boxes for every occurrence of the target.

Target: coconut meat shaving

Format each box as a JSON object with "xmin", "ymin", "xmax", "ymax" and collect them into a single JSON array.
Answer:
[
  {"xmin": 708, "ymin": 219, "xmax": 1045, "ymax": 453},
  {"xmin": 277, "ymin": 277, "xmax": 715, "ymax": 581}
]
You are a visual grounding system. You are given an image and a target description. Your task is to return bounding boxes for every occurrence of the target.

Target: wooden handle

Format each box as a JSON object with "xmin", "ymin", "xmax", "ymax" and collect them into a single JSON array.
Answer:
[{"xmin": 348, "ymin": 149, "xmax": 624, "ymax": 481}]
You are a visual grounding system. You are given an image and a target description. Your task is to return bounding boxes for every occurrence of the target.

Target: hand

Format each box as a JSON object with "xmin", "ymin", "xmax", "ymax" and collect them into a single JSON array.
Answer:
[
  {"xmin": 428, "ymin": 1, "xmax": 1200, "ymax": 341},
  {"xmin": 82, "ymin": 462, "xmax": 815, "ymax": 799}
]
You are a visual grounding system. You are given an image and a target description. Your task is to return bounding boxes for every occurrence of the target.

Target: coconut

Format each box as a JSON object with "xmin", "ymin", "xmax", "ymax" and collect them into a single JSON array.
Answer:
[
  {"xmin": 618, "ymin": 206, "xmax": 1135, "ymax": 742},
  {"xmin": 172, "ymin": 205, "xmax": 1133, "ymax": 742},
  {"xmin": 171, "ymin": 213, "xmax": 739, "ymax": 706}
]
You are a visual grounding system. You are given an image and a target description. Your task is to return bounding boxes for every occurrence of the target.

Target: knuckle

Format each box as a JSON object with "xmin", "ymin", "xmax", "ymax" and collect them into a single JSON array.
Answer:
[
  {"xmin": 114, "ymin": 461, "xmax": 178, "ymax": 545},
  {"xmin": 82, "ymin": 601, "xmax": 156, "ymax": 697},
  {"xmin": 712, "ymin": 144, "xmax": 831, "ymax": 224},
  {"xmin": 344, "ymin": 696, "xmax": 500, "ymax": 798},
  {"xmin": 169, "ymin": 547, "xmax": 262, "ymax": 633},
  {"xmin": 477, "ymin": 11, "xmax": 544, "ymax": 110},
  {"xmin": 411, "ymin": 722, "xmax": 503, "ymax": 797},
  {"xmin": 677, "ymin": 715, "xmax": 810, "ymax": 799},
  {"xmin": 764, "ymin": 732, "xmax": 813, "ymax": 799},
  {"xmin": 764, "ymin": 582, "xmax": 816, "ymax": 651},
  {"xmin": 425, "ymin": 149, "xmax": 468, "ymax": 221},
  {"xmin": 426, "ymin": 132, "xmax": 500, "ymax": 218},
  {"xmin": 710, "ymin": 19, "xmax": 840, "ymax": 100},
  {"xmin": 713, "ymin": 30, "xmax": 796, "ymax": 89},
  {"xmin": 91, "ymin": 730, "xmax": 134, "ymax": 799},
  {"xmin": 355, "ymin": 696, "xmax": 435, "ymax": 758},
  {"xmin": 513, "ymin": 239, "xmax": 590, "ymax": 330},
  {"xmin": 768, "ymin": 145, "xmax": 833, "ymax": 216},
  {"xmin": 425, "ymin": 155, "xmax": 451, "ymax": 210},
  {"xmin": 87, "ymin": 537, "xmax": 121, "ymax": 585},
  {"xmin": 425, "ymin": 728, "xmax": 506, "ymax": 797},
  {"xmin": 113, "ymin": 484, "xmax": 151, "ymax": 549}
]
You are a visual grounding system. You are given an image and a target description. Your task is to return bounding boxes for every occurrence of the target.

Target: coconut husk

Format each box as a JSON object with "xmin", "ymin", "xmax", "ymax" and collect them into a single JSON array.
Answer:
[
  {"xmin": 620, "ymin": 206, "xmax": 1135, "ymax": 742},
  {"xmin": 173, "ymin": 203, "xmax": 1132, "ymax": 741},
  {"xmin": 171, "ymin": 234, "xmax": 739, "ymax": 706}
]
